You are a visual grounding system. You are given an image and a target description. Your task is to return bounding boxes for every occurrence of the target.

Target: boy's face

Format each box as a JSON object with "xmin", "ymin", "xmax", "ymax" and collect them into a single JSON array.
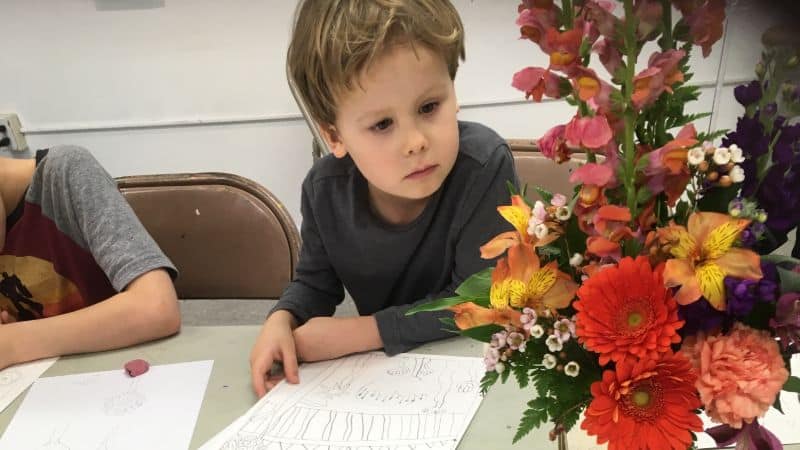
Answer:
[{"xmin": 322, "ymin": 42, "xmax": 460, "ymax": 217}]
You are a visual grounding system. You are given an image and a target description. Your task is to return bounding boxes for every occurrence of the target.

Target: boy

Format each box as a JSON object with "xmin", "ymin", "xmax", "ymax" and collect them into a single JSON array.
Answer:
[
  {"xmin": 0, "ymin": 146, "xmax": 180, "ymax": 369},
  {"xmin": 250, "ymin": 0, "xmax": 518, "ymax": 396}
]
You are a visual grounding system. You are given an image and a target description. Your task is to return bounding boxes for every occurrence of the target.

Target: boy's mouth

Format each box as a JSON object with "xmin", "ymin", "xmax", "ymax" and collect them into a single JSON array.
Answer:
[{"xmin": 405, "ymin": 164, "xmax": 438, "ymax": 180}]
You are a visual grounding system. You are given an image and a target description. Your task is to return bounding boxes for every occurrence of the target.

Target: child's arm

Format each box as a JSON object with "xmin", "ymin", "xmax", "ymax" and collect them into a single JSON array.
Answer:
[
  {"xmin": 292, "ymin": 315, "xmax": 382, "ymax": 362},
  {"xmin": 0, "ymin": 269, "xmax": 178, "ymax": 369},
  {"xmin": 251, "ymin": 175, "xmax": 344, "ymax": 395},
  {"xmin": 249, "ymin": 310, "xmax": 300, "ymax": 398},
  {"xmin": 0, "ymin": 147, "xmax": 180, "ymax": 368}
]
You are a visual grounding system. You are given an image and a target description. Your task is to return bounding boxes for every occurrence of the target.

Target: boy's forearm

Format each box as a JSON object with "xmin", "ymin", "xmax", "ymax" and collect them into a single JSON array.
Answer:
[
  {"xmin": 4, "ymin": 270, "xmax": 180, "ymax": 366},
  {"xmin": 345, "ymin": 315, "xmax": 383, "ymax": 354}
]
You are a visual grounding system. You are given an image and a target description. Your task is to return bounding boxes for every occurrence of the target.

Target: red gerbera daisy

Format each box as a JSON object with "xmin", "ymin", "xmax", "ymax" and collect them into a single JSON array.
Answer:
[
  {"xmin": 574, "ymin": 256, "xmax": 684, "ymax": 365},
  {"xmin": 581, "ymin": 352, "xmax": 703, "ymax": 450}
]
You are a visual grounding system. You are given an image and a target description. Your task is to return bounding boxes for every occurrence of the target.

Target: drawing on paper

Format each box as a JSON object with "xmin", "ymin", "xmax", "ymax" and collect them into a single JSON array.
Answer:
[
  {"xmin": 103, "ymin": 379, "xmax": 146, "ymax": 416},
  {"xmin": 38, "ymin": 425, "xmax": 71, "ymax": 450},
  {"xmin": 204, "ymin": 353, "xmax": 485, "ymax": 450},
  {"xmin": 0, "ymin": 360, "xmax": 213, "ymax": 450}
]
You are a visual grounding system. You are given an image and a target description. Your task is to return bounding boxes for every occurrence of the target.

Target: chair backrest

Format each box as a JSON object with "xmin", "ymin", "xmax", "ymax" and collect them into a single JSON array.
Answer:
[
  {"xmin": 506, "ymin": 138, "xmax": 583, "ymax": 200},
  {"xmin": 116, "ymin": 173, "xmax": 301, "ymax": 299}
]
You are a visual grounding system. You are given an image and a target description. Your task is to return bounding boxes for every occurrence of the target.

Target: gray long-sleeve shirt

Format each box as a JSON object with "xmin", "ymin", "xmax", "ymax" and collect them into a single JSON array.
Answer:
[{"xmin": 272, "ymin": 121, "xmax": 518, "ymax": 354}]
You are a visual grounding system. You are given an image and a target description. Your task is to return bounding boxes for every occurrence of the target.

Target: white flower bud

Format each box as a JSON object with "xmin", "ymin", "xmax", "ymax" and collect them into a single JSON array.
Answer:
[
  {"xmin": 713, "ymin": 147, "xmax": 731, "ymax": 165},
  {"xmin": 729, "ymin": 144, "xmax": 745, "ymax": 163},
  {"xmin": 730, "ymin": 165, "xmax": 745, "ymax": 183},
  {"xmin": 564, "ymin": 361, "xmax": 580, "ymax": 377},
  {"xmin": 569, "ymin": 253, "xmax": 584, "ymax": 267},
  {"xmin": 687, "ymin": 147, "xmax": 706, "ymax": 166}
]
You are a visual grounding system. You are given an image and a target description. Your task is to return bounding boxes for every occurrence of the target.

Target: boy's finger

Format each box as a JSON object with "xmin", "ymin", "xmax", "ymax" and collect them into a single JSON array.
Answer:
[
  {"xmin": 264, "ymin": 373, "xmax": 285, "ymax": 391},
  {"xmin": 282, "ymin": 345, "xmax": 300, "ymax": 384},
  {"xmin": 250, "ymin": 358, "xmax": 270, "ymax": 398}
]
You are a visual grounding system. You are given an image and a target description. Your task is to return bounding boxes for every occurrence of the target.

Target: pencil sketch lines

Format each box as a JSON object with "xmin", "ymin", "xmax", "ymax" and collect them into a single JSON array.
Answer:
[
  {"xmin": 103, "ymin": 379, "xmax": 146, "ymax": 416},
  {"xmin": 205, "ymin": 353, "xmax": 484, "ymax": 450}
]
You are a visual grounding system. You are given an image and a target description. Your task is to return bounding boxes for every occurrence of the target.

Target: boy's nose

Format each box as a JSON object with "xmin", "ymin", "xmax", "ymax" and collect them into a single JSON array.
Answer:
[{"xmin": 405, "ymin": 128, "xmax": 428, "ymax": 155}]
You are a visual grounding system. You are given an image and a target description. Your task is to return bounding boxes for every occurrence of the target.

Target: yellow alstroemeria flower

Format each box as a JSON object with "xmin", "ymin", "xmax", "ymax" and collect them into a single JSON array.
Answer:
[
  {"xmin": 489, "ymin": 243, "xmax": 577, "ymax": 313},
  {"xmin": 661, "ymin": 212, "xmax": 763, "ymax": 310},
  {"xmin": 480, "ymin": 195, "xmax": 559, "ymax": 259}
]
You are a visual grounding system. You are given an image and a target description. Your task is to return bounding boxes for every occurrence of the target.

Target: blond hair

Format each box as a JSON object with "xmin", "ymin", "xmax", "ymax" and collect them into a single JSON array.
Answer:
[{"xmin": 287, "ymin": 0, "xmax": 465, "ymax": 126}]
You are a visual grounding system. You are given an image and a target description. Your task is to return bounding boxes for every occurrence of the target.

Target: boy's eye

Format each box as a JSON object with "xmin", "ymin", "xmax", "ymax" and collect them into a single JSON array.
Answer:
[
  {"xmin": 370, "ymin": 118, "xmax": 393, "ymax": 132},
  {"xmin": 419, "ymin": 102, "xmax": 439, "ymax": 114}
]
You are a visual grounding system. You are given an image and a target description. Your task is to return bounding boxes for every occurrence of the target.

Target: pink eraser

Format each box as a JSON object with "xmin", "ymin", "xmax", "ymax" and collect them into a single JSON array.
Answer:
[{"xmin": 124, "ymin": 359, "xmax": 150, "ymax": 377}]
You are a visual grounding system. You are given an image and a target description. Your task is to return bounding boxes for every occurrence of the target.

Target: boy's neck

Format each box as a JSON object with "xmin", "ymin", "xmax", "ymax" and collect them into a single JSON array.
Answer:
[
  {"xmin": 367, "ymin": 184, "xmax": 431, "ymax": 226},
  {"xmin": 0, "ymin": 158, "xmax": 36, "ymax": 217}
]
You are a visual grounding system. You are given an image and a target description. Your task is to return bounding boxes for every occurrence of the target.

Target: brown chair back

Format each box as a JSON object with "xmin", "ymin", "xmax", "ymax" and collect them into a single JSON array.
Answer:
[
  {"xmin": 116, "ymin": 173, "xmax": 301, "ymax": 299},
  {"xmin": 507, "ymin": 139, "xmax": 584, "ymax": 200}
]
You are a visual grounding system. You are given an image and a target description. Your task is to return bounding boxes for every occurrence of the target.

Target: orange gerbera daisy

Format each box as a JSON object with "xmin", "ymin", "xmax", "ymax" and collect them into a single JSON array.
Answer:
[
  {"xmin": 582, "ymin": 352, "xmax": 703, "ymax": 450},
  {"xmin": 574, "ymin": 256, "xmax": 684, "ymax": 365}
]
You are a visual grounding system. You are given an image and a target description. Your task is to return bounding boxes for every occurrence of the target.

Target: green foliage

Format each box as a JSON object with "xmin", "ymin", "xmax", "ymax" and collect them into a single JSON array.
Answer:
[
  {"xmin": 534, "ymin": 186, "xmax": 555, "ymax": 204},
  {"xmin": 455, "ymin": 268, "xmax": 494, "ymax": 301},
  {"xmin": 461, "ymin": 324, "xmax": 504, "ymax": 343},
  {"xmin": 697, "ymin": 128, "xmax": 730, "ymax": 143},
  {"xmin": 697, "ymin": 184, "xmax": 740, "ymax": 214},
  {"xmin": 513, "ymin": 398, "xmax": 550, "ymax": 443},
  {"xmin": 438, "ymin": 317, "xmax": 456, "ymax": 329},
  {"xmin": 513, "ymin": 362, "xmax": 530, "ymax": 389},
  {"xmin": 480, "ymin": 370, "xmax": 499, "ymax": 395},
  {"xmin": 762, "ymin": 255, "xmax": 800, "ymax": 293},
  {"xmin": 406, "ymin": 296, "xmax": 467, "ymax": 315},
  {"xmin": 784, "ymin": 376, "xmax": 800, "ymax": 394}
]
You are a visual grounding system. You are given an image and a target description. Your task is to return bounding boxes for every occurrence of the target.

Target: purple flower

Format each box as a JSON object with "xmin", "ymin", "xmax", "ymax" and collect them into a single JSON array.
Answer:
[
  {"xmin": 725, "ymin": 278, "xmax": 759, "ymax": 316},
  {"xmin": 723, "ymin": 115, "xmax": 771, "ymax": 197},
  {"xmin": 770, "ymin": 292, "xmax": 800, "ymax": 352},
  {"xmin": 756, "ymin": 162, "xmax": 800, "ymax": 234},
  {"xmin": 772, "ymin": 122, "xmax": 800, "ymax": 165},
  {"xmin": 706, "ymin": 420, "xmax": 782, "ymax": 450},
  {"xmin": 724, "ymin": 262, "xmax": 778, "ymax": 317},
  {"xmin": 734, "ymin": 80, "xmax": 762, "ymax": 107},
  {"xmin": 678, "ymin": 298, "xmax": 725, "ymax": 336},
  {"xmin": 763, "ymin": 102, "xmax": 778, "ymax": 117}
]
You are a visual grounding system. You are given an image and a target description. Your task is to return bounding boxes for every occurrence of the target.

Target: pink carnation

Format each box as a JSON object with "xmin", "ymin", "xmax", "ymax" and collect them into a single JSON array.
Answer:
[{"xmin": 681, "ymin": 323, "xmax": 789, "ymax": 429}]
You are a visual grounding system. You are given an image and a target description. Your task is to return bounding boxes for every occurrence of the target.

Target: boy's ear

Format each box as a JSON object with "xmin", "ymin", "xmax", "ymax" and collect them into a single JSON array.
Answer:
[{"xmin": 318, "ymin": 124, "xmax": 347, "ymax": 158}]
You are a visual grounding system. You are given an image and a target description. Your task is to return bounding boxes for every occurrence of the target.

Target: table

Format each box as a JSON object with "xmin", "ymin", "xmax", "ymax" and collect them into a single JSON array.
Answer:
[{"xmin": 0, "ymin": 326, "xmax": 796, "ymax": 450}]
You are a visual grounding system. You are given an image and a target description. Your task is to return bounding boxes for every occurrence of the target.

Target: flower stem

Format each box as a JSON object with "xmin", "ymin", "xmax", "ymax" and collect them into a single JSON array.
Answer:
[
  {"xmin": 622, "ymin": 0, "xmax": 639, "ymax": 220},
  {"xmin": 562, "ymin": 0, "xmax": 573, "ymax": 29},
  {"xmin": 660, "ymin": 0, "xmax": 673, "ymax": 51}
]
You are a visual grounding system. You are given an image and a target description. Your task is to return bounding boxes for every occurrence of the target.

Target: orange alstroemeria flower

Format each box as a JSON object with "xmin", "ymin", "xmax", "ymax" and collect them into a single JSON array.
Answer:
[
  {"xmin": 480, "ymin": 195, "xmax": 559, "ymax": 259},
  {"xmin": 660, "ymin": 212, "xmax": 763, "ymax": 310},
  {"xmin": 489, "ymin": 243, "xmax": 577, "ymax": 313},
  {"xmin": 449, "ymin": 302, "xmax": 523, "ymax": 330}
]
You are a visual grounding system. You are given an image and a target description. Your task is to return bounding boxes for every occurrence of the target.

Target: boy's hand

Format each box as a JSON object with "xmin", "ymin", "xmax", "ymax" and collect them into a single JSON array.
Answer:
[
  {"xmin": 249, "ymin": 310, "xmax": 300, "ymax": 398},
  {"xmin": 293, "ymin": 316, "xmax": 382, "ymax": 362}
]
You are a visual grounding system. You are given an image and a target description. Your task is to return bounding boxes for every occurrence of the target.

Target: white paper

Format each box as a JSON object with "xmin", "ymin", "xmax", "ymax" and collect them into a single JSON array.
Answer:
[
  {"xmin": 0, "ymin": 360, "xmax": 213, "ymax": 450},
  {"xmin": 201, "ymin": 352, "xmax": 485, "ymax": 450},
  {"xmin": 0, "ymin": 357, "xmax": 57, "ymax": 413},
  {"xmin": 696, "ymin": 354, "xmax": 800, "ymax": 449}
]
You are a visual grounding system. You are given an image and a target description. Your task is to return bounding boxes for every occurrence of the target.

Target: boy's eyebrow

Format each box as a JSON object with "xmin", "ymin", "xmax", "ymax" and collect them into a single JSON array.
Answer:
[
  {"xmin": 356, "ymin": 108, "xmax": 393, "ymax": 124},
  {"xmin": 356, "ymin": 82, "xmax": 449, "ymax": 124}
]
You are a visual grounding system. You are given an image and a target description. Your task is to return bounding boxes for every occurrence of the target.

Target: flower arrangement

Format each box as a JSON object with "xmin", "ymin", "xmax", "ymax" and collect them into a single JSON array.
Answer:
[{"xmin": 409, "ymin": 1, "xmax": 800, "ymax": 449}]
